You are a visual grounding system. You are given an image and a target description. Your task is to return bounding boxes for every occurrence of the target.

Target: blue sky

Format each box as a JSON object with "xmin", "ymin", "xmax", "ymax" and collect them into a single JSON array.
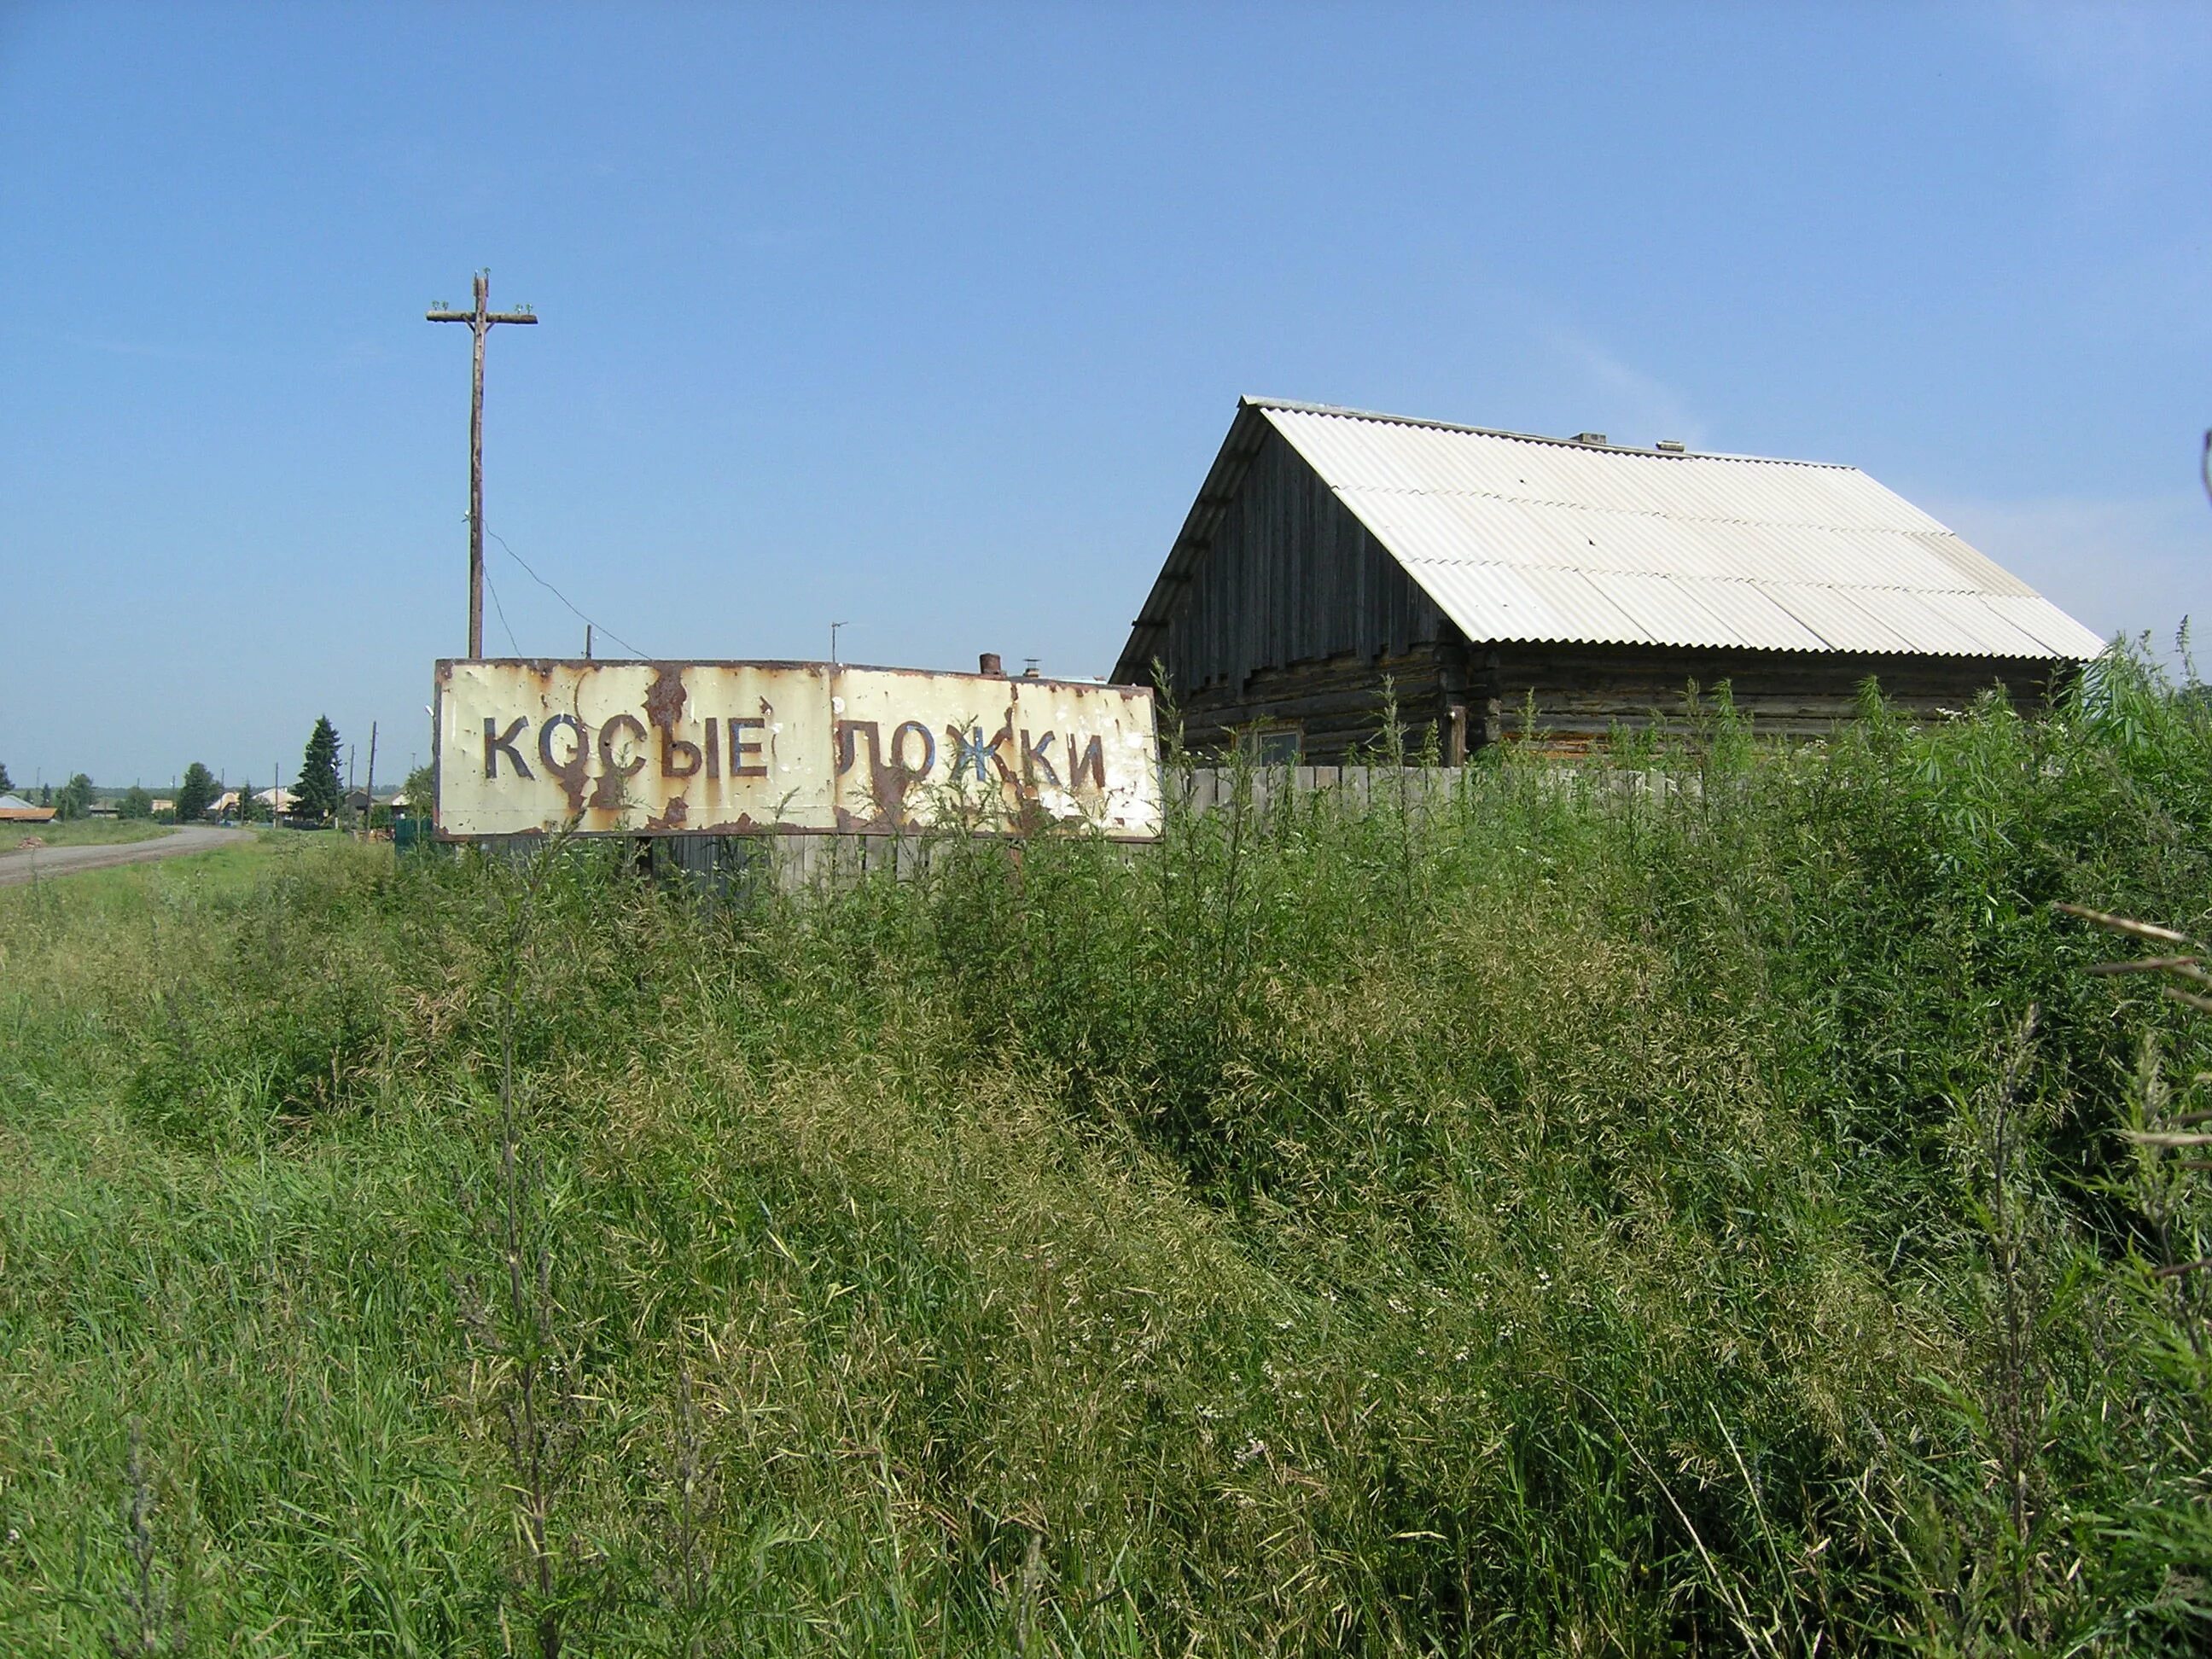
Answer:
[{"xmin": 3, "ymin": 2, "xmax": 2207, "ymax": 790}]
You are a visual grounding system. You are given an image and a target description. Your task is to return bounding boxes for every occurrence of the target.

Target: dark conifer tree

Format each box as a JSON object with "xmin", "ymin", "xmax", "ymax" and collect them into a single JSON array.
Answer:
[
  {"xmin": 293, "ymin": 717, "xmax": 343, "ymax": 826},
  {"xmin": 175, "ymin": 762, "xmax": 217, "ymax": 824}
]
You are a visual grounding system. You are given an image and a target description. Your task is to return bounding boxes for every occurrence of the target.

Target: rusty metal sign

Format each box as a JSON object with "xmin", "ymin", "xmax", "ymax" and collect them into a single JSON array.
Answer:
[{"xmin": 434, "ymin": 660, "xmax": 1161, "ymax": 841}]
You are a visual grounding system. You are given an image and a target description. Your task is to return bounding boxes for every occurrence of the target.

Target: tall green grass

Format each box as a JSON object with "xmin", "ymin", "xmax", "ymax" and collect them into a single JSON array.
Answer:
[{"xmin": 3, "ymin": 656, "xmax": 2209, "ymax": 1654}]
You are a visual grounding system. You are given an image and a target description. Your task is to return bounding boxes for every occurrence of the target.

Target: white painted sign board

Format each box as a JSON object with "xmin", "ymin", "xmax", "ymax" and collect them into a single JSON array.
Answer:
[{"xmin": 434, "ymin": 660, "xmax": 1161, "ymax": 841}]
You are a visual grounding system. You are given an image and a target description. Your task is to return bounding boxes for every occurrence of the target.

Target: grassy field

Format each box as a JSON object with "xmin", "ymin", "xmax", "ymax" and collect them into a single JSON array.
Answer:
[
  {"xmin": 4, "ymin": 661, "xmax": 2211, "ymax": 1654},
  {"xmin": 0, "ymin": 818, "xmax": 174, "ymax": 853}
]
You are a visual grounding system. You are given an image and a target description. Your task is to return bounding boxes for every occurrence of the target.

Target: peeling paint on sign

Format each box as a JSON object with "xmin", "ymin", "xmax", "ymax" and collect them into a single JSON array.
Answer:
[{"xmin": 434, "ymin": 660, "xmax": 1160, "ymax": 840}]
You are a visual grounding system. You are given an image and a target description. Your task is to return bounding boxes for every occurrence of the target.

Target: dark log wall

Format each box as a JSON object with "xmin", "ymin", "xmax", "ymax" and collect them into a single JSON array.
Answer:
[
  {"xmin": 1476, "ymin": 644, "xmax": 2069, "ymax": 748},
  {"xmin": 1151, "ymin": 428, "xmax": 1449, "ymax": 707},
  {"xmin": 1168, "ymin": 647, "xmax": 1460, "ymax": 761},
  {"xmin": 1175, "ymin": 640, "xmax": 2069, "ymax": 760},
  {"xmin": 1174, "ymin": 638, "xmax": 2071, "ymax": 763}
]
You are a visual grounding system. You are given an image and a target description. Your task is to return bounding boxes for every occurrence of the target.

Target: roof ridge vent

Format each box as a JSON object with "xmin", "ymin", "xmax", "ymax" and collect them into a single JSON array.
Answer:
[{"xmin": 1572, "ymin": 431, "xmax": 1608, "ymax": 446}]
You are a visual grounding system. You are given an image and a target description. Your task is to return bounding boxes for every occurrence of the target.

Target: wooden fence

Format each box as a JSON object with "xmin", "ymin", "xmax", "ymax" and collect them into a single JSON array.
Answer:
[
  {"xmin": 462, "ymin": 764, "xmax": 1690, "ymax": 899},
  {"xmin": 1165, "ymin": 764, "xmax": 1464, "ymax": 814}
]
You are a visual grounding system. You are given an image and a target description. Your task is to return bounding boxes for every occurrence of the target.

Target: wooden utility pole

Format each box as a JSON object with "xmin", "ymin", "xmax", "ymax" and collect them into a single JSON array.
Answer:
[
  {"xmin": 362, "ymin": 721, "xmax": 378, "ymax": 841},
  {"xmin": 428, "ymin": 272, "xmax": 538, "ymax": 658}
]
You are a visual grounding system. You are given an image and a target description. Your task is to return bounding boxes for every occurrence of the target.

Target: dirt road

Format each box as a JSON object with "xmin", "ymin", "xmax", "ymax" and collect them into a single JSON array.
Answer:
[{"xmin": 0, "ymin": 826, "xmax": 255, "ymax": 887}]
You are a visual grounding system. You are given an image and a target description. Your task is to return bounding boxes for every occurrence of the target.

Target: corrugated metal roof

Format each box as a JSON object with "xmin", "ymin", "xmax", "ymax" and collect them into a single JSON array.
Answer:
[{"xmin": 1249, "ymin": 399, "xmax": 2105, "ymax": 660}]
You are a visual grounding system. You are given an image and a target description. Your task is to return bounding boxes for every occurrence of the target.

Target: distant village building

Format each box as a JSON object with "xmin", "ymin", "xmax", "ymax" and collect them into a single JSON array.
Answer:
[
  {"xmin": 0, "ymin": 792, "xmax": 55, "ymax": 824},
  {"xmin": 207, "ymin": 788, "xmax": 294, "ymax": 818},
  {"xmin": 1114, "ymin": 398, "xmax": 2106, "ymax": 760}
]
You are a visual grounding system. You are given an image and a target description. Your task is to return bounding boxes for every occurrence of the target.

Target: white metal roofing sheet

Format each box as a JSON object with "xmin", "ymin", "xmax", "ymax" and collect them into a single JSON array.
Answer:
[
  {"xmin": 1684, "ymin": 520, "xmax": 1848, "ymax": 585},
  {"xmin": 1842, "ymin": 588, "xmax": 2000, "ymax": 657},
  {"xmin": 1909, "ymin": 590, "xmax": 2057, "ymax": 659},
  {"xmin": 1674, "ymin": 579, "xmax": 1832, "ymax": 653},
  {"xmin": 1400, "ymin": 559, "xmax": 1580, "ymax": 642},
  {"xmin": 1759, "ymin": 584, "xmax": 1918, "ymax": 654},
  {"xmin": 1513, "ymin": 565, "xmax": 1655, "ymax": 643},
  {"xmin": 1983, "ymin": 594, "xmax": 2109, "ymax": 659},
  {"xmin": 1906, "ymin": 532, "xmax": 2039, "ymax": 598},
  {"xmin": 1581, "ymin": 570, "xmax": 1745, "ymax": 649},
  {"xmin": 1256, "ymin": 401, "xmax": 2103, "ymax": 660}
]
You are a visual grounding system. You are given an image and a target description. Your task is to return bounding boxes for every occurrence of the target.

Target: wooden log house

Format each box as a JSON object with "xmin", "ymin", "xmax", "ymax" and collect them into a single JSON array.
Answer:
[{"xmin": 1113, "ymin": 398, "xmax": 2105, "ymax": 760}]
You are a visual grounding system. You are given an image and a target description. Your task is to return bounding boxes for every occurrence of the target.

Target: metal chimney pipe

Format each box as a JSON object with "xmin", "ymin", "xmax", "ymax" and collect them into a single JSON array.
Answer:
[{"xmin": 978, "ymin": 652, "xmax": 1004, "ymax": 676}]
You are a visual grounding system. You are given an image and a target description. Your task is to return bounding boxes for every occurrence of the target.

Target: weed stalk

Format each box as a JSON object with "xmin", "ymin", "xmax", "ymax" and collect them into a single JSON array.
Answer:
[
  {"xmin": 107, "ymin": 1419, "xmax": 180, "ymax": 1657},
  {"xmin": 453, "ymin": 847, "xmax": 579, "ymax": 1659}
]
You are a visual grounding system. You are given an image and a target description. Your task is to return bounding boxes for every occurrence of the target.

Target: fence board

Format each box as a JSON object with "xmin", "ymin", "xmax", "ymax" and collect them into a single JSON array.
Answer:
[{"xmin": 574, "ymin": 765, "xmax": 1525, "ymax": 902}]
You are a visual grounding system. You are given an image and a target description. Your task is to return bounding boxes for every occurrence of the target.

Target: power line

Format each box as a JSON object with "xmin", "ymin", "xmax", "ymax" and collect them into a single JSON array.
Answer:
[
  {"xmin": 483, "ymin": 526, "xmax": 648, "ymax": 659},
  {"xmin": 483, "ymin": 566, "xmax": 521, "ymax": 655}
]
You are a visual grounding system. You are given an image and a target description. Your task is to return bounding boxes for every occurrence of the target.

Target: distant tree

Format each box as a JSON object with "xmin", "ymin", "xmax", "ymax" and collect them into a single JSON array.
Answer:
[
  {"xmin": 118, "ymin": 786, "xmax": 154, "ymax": 820},
  {"xmin": 293, "ymin": 717, "xmax": 342, "ymax": 826},
  {"xmin": 0, "ymin": 760, "xmax": 13, "ymax": 795},
  {"xmin": 175, "ymin": 762, "xmax": 216, "ymax": 824},
  {"xmin": 55, "ymin": 774, "xmax": 94, "ymax": 820},
  {"xmin": 401, "ymin": 761, "xmax": 436, "ymax": 819},
  {"xmin": 39, "ymin": 783, "xmax": 52, "ymax": 807}
]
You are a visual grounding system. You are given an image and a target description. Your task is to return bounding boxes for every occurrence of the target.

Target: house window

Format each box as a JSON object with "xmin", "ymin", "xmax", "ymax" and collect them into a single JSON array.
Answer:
[{"xmin": 1240, "ymin": 725, "xmax": 1302, "ymax": 765}]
